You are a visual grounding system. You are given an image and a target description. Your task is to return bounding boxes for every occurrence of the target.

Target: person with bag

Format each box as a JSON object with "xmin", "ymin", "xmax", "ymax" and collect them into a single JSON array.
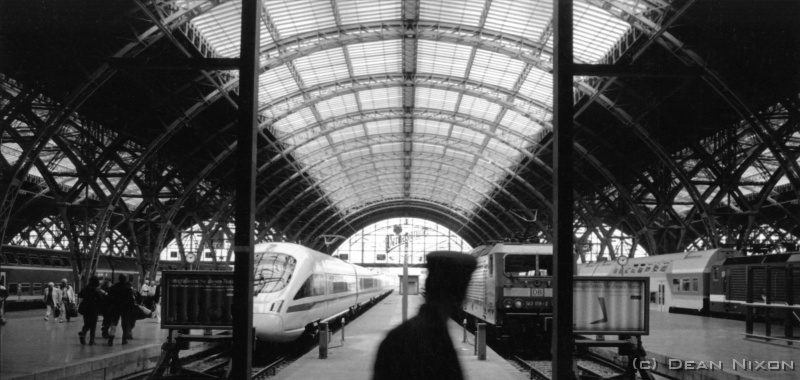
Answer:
[
  {"xmin": 77, "ymin": 275, "xmax": 106, "ymax": 345},
  {"xmin": 43, "ymin": 282, "xmax": 61, "ymax": 321},
  {"xmin": 105, "ymin": 274, "xmax": 136, "ymax": 346},
  {"xmin": 58, "ymin": 279, "xmax": 77, "ymax": 322}
]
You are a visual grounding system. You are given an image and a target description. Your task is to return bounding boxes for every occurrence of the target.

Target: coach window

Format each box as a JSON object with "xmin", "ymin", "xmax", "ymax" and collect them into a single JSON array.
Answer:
[
  {"xmin": 488, "ymin": 254, "xmax": 493, "ymax": 275},
  {"xmin": 0, "ymin": 253, "xmax": 5, "ymax": 264},
  {"xmin": 21, "ymin": 283, "xmax": 30, "ymax": 295},
  {"xmin": 692, "ymin": 278, "xmax": 699, "ymax": 292},
  {"xmin": 61, "ymin": 258, "xmax": 71, "ymax": 267},
  {"xmin": 672, "ymin": 279, "xmax": 680, "ymax": 292},
  {"xmin": 33, "ymin": 283, "xmax": 43, "ymax": 294},
  {"xmin": 9, "ymin": 283, "xmax": 19, "ymax": 295},
  {"xmin": 681, "ymin": 278, "xmax": 691, "ymax": 292},
  {"xmin": 29, "ymin": 254, "xmax": 42, "ymax": 266},
  {"xmin": 51, "ymin": 256, "xmax": 62, "ymax": 266},
  {"xmin": 17, "ymin": 254, "xmax": 30, "ymax": 265},
  {"xmin": 41, "ymin": 256, "xmax": 52, "ymax": 266},
  {"xmin": 5, "ymin": 253, "xmax": 18, "ymax": 264}
]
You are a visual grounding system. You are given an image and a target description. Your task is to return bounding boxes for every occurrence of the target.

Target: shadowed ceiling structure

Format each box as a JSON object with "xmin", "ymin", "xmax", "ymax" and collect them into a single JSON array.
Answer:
[{"xmin": 1, "ymin": 0, "xmax": 799, "ymax": 276}]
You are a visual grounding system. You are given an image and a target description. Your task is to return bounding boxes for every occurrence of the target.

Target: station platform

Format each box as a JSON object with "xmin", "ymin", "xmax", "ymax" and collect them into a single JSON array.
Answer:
[
  {"xmin": 269, "ymin": 293, "xmax": 527, "ymax": 380},
  {"xmin": 591, "ymin": 309, "xmax": 799, "ymax": 380},
  {"xmin": 0, "ymin": 309, "xmax": 209, "ymax": 380}
]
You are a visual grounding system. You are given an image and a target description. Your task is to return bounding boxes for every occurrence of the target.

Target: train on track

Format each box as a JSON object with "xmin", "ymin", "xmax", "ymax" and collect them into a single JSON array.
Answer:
[
  {"xmin": 577, "ymin": 249, "xmax": 800, "ymax": 320},
  {"xmin": 251, "ymin": 242, "xmax": 395, "ymax": 343},
  {"xmin": 0, "ymin": 245, "xmax": 140, "ymax": 307},
  {"xmin": 461, "ymin": 241, "xmax": 554, "ymax": 345}
]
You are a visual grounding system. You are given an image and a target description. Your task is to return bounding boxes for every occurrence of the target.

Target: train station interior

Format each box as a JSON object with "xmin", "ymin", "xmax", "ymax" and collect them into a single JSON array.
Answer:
[{"xmin": 1, "ymin": 1, "xmax": 800, "ymax": 380}]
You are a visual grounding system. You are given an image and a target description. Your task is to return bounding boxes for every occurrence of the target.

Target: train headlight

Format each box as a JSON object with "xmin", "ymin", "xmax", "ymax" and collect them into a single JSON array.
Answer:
[
  {"xmin": 504, "ymin": 299, "xmax": 513, "ymax": 309},
  {"xmin": 534, "ymin": 280, "xmax": 541, "ymax": 287},
  {"xmin": 514, "ymin": 299, "xmax": 523, "ymax": 309}
]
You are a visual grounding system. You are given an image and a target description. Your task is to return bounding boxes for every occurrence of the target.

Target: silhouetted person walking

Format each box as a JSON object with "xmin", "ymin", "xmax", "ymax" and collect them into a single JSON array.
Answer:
[
  {"xmin": 78, "ymin": 275, "xmax": 106, "ymax": 345},
  {"xmin": 106, "ymin": 274, "xmax": 136, "ymax": 346},
  {"xmin": 373, "ymin": 251, "xmax": 477, "ymax": 380}
]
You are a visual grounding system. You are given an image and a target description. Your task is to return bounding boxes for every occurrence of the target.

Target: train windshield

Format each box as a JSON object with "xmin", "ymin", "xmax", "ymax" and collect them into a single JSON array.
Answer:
[
  {"xmin": 504, "ymin": 254, "xmax": 553, "ymax": 277},
  {"xmin": 254, "ymin": 253, "xmax": 297, "ymax": 294}
]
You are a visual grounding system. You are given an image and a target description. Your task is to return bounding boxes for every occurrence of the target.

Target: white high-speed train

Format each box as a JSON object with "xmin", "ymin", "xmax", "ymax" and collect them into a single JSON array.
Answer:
[{"xmin": 252, "ymin": 242, "xmax": 395, "ymax": 342}]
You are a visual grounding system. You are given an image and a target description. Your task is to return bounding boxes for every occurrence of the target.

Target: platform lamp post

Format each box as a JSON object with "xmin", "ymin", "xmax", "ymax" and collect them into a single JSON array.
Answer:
[{"xmin": 403, "ymin": 231, "xmax": 409, "ymax": 322}]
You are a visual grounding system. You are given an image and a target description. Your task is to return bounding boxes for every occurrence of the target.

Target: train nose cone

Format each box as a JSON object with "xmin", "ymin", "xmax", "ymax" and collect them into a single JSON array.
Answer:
[{"xmin": 253, "ymin": 313, "xmax": 288, "ymax": 342}]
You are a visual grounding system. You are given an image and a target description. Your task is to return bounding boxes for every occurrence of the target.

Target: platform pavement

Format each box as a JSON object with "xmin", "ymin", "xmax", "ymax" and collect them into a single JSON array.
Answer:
[
  {"xmin": 268, "ymin": 293, "xmax": 528, "ymax": 380},
  {"xmin": 0, "ymin": 308, "xmax": 210, "ymax": 380},
  {"xmin": 590, "ymin": 309, "xmax": 799, "ymax": 380}
]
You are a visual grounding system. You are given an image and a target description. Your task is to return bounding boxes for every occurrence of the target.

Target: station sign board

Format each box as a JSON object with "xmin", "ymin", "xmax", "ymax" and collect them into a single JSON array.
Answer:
[
  {"xmin": 161, "ymin": 270, "xmax": 234, "ymax": 330},
  {"xmin": 573, "ymin": 276, "xmax": 649, "ymax": 335}
]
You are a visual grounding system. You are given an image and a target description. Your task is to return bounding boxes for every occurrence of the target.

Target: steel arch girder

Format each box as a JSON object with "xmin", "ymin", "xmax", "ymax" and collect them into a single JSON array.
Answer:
[
  {"xmin": 259, "ymin": 76, "xmax": 551, "ymax": 131},
  {"xmin": 286, "ymin": 186, "xmax": 504, "ymax": 244},
  {"xmin": 307, "ymin": 201, "xmax": 487, "ymax": 252},
  {"xmin": 279, "ymin": 173, "xmax": 512, "ymax": 241}
]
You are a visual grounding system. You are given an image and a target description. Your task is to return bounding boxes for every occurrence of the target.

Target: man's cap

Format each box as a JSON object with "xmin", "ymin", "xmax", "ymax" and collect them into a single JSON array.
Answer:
[
  {"xmin": 426, "ymin": 251, "xmax": 477, "ymax": 274},
  {"xmin": 424, "ymin": 251, "xmax": 477, "ymax": 298}
]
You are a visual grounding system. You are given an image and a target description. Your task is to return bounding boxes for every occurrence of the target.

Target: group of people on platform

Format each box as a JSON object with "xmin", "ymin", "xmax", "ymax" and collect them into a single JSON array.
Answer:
[
  {"xmin": 41, "ymin": 274, "xmax": 161, "ymax": 346},
  {"xmin": 42, "ymin": 279, "xmax": 77, "ymax": 322}
]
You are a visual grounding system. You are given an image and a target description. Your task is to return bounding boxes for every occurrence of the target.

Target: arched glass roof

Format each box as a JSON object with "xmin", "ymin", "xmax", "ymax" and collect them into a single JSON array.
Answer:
[{"xmin": 177, "ymin": 0, "xmax": 646, "ymax": 217}]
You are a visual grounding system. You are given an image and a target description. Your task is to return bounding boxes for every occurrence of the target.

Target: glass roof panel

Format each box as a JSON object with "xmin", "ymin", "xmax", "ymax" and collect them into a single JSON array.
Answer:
[
  {"xmin": 484, "ymin": 0, "xmax": 552, "ymax": 40},
  {"xmin": 347, "ymin": 40, "xmax": 403, "ymax": 77},
  {"xmin": 358, "ymin": 87, "xmax": 403, "ymax": 110},
  {"xmin": 499, "ymin": 110, "xmax": 544, "ymax": 140},
  {"xmin": 271, "ymin": 108, "xmax": 317, "ymax": 136},
  {"xmin": 450, "ymin": 124, "xmax": 486, "ymax": 148},
  {"xmin": 414, "ymin": 119, "xmax": 452, "ymax": 136},
  {"xmin": 573, "ymin": 1, "xmax": 631, "ymax": 63},
  {"xmin": 417, "ymin": 41, "xmax": 472, "ymax": 78},
  {"xmin": 518, "ymin": 67, "xmax": 553, "ymax": 117},
  {"xmin": 415, "ymin": 88, "xmax": 459, "ymax": 112},
  {"xmin": 191, "ymin": 1, "xmax": 274, "ymax": 58},
  {"xmin": 419, "ymin": 0, "xmax": 485, "ymax": 26},
  {"xmin": 337, "ymin": 0, "xmax": 402, "ymax": 24},
  {"xmin": 365, "ymin": 119, "xmax": 403, "ymax": 136},
  {"xmin": 329, "ymin": 124, "xmax": 366, "ymax": 144},
  {"xmin": 293, "ymin": 48, "xmax": 351, "ymax": 88},
  {"xmin": 267, "ymin": 1, "xmax": 336, "ymax": 38},
  {"xmin": 468, "ymin": 49, "xmax": 527, "ymax": 90},
  {"xmin": 257, "ymin": 65, "xmax": 300, "ymax": 106},
  {"xmin": 457, "ymin": 95, "xmax": 503, "ymax": 122},
  {"xmin": 315, "ymin": 94, "xmax": 360, "ymax": 120}
]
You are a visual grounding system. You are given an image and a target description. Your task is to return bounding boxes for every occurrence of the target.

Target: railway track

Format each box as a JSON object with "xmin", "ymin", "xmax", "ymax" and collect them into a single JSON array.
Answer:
[{"xmin": 510, "ymin": 355, "xmax": 627, "ymax": 380}]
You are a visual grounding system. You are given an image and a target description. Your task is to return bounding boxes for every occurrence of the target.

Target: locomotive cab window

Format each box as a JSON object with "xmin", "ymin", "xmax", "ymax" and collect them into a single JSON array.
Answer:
[
  {"xmin": 253, "ymin": 253, "xmax": 296, "ymax": 294},
  {"xmin": 504, "ymin": 254, "xmax": 552, "ymax": 277}
]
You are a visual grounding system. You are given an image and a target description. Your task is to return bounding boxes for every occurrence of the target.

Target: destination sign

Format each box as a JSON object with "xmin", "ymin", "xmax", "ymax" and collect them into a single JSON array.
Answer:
[
  {"xmin": 573, "ymin": 277, "xmax": 649, "ymax": 335},
  {"xmin": 162, "ymin": 270, "xmax": 234, "ymax": 330}
]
